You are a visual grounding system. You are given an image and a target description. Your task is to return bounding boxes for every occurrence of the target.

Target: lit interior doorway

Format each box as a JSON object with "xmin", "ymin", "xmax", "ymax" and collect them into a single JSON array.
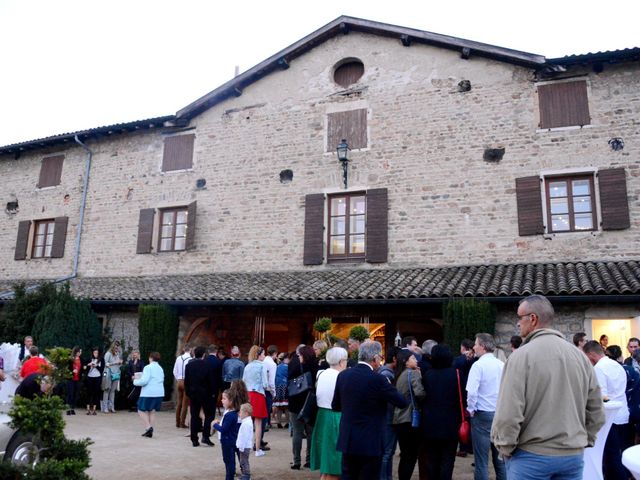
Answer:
[{"xmin": 591, "ymin": 319, "xmax": 635, "ymax": 349}]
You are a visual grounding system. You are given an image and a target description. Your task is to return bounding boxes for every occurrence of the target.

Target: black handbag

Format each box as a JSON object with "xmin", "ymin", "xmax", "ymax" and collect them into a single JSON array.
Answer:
[
  {"xmin": 288, "ymin": 371, "xmax": 312, "ymax": 397},
  {"xmin": 298, "ymin": 390, "xmax": 318, "ymax": 426}
]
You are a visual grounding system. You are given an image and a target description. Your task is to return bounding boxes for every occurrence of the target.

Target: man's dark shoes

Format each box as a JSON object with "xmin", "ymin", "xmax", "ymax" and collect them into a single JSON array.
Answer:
[
  {"xmin": 290, "ymin": 465, "xmax": 300, "ymax": 470},
  {"xmin": 303, "ymin": 462, "xmax": 310, "ymax": 468},
  {"xmin": 142, "ymin": 427, "xmax": 153, "ymax": 438},
  {"xmin": 201, "ymin": 438, "xmax": 214, "ymax": 447},
  {"xmin": 192, "ymin": 440, "xmax": 200, "ymax": 447}
]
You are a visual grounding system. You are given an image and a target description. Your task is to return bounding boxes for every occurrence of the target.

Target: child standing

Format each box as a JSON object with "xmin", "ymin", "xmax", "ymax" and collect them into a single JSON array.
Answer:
[
  {"xmin": 237, "ymin": 403, "xmax": 254, "ymax": 480},
  {"xmin": 213, "ymin": 390, "xmax": 240, "ymax": 480}
]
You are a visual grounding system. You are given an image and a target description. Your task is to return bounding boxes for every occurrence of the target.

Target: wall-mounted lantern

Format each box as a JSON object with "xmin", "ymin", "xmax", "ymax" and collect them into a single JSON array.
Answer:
[{"xmin": 336, "ymin": 139, "xmax": 350, "ymax": 189}]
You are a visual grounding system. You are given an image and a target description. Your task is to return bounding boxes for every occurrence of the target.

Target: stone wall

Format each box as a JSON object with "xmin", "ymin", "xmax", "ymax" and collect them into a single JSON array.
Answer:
[{"xmin": 1, "ymin": 31, "xmax": 638, "ymax": 282}]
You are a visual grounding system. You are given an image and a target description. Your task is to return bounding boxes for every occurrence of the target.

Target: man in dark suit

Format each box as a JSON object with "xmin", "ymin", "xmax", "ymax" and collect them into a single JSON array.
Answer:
[
  {"xmin": 185, "ymin": 346, "xmax": 216, "ymax": 447},
  {"xmin": 205, "ymin": 344, "xmax": 223, "ymax": 407},
  {"xmin": 332, "ymin": 340, "xmax": 407, "ymax": 480}
]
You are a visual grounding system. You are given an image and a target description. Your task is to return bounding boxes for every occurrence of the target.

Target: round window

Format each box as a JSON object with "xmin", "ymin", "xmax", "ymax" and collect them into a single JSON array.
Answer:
[{"xmin": 333, "ymin": 59, "xmax": 364, "ymax": 88}]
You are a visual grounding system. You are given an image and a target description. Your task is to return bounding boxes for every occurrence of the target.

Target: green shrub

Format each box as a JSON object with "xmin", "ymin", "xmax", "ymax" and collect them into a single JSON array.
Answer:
[
  {"xmin": 138, "ymin": 304, "xmax": 179, "ymax": 399},
  {"xmin": 31, "ymin": 283, "xmax": 102, "ymax": 362},
  {"xmin": 443, "ymin": 298, "xmax": 497, "ymax": 350},
  {"xmin": 348, "ymin": 325, "xmax": 370, "ymax": 342},
  {"xmin": 0, "ymin": 282, "xmax": 57, "ymax": 343}
]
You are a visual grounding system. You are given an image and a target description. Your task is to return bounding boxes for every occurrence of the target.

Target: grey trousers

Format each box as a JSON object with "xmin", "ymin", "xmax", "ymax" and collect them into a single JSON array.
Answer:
[
  {"xmin": 238, "ymin": 448, "xmax": 251, "ymax": 479},
  {"xmin": 102, "ymin": 380, "xmax": 119, "ymax": 411},
  {"xmin": 289, "ymin": 411, "xmax": 312, "ymax": 466}
]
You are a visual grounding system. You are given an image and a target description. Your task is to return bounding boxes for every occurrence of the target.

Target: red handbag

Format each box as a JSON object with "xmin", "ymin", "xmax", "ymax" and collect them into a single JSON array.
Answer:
[{"xmin": 456, "ymin": 369, "xmax": 471, "ymax": 444}]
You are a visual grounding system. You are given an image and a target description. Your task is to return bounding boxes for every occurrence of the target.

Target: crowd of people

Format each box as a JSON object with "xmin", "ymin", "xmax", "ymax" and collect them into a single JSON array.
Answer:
[{"xmin": 4, "ymin": 293, "xmax": 638, "ymax": 479}]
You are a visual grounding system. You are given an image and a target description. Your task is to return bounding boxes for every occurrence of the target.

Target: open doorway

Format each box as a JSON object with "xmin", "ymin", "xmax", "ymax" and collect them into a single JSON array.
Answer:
[{"xmin": 591, "ymin": 319, "xmax": 635, "ymax": 349}]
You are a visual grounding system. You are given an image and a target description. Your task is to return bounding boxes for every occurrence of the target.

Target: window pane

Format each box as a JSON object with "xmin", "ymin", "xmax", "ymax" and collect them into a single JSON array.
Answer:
[
  {"xmin": 37, "ymin": 223, "xmax": 47, "ymax": 234},
  {"xmin": 176, "ymin": 211, "xmax": 187, "ymax": 224},
  {"xmin": 550, "ymin": 198, "xmax": 568, "ymax": 214},
  {"xmin": 573, "ymin": 197, "xmax": 592, "ymax": 213},
  {"xmin": 34, "ymin": 235, "xmax": 45, "ymax": 247},
  {"xmin": 350, "ymin": 235, "xmax": 365, "ymax": 254},
  {"xmin": 572, "ymin": 179, "xmax": 590, "ymax": 196},
  {"xmin": 330, "ymin": 237, "xmax": 345, "ymax": 255},
  {"xmin": 33, "ymin": 246, "xmax": 44, "ymax": 258},
  {"xmin": 174, "ymin": 237, "xmax": 186, "ymax": 250},
  {"xmin": 548, "ymin": 181, "xmax": 567, "ymax": 198},
  {"xmin": 331, "ymin": 217, "xmax": 345, "ymax": 235},
  {"xmin": 160, "ymin": 238, "xmax": 172, "ymax": 251},
  {"xmin": 574, "ymin": 213, "xmax": 593, "ymax": 230},
  {"xmin": 551, "ymin": 215, "xmax": 570, "ymax": 231},
  {"xmin": 161, "ymin": 225, "xmax": 173, "ymax": 238},
  {"xmin": 350, "ymin": 215, "xmax": 365, "ymax": 234},
  {"xmin": 46, "ymin": 233, "xmax": 54, "ymax": 245},
  {"xmin": 44, "ymin": 245, "xmax": 52, "ymax": 257},
  {"xmin": 331, "ymin": 197, "xmax": 346, "ymax": 216},
  {"xmin": 175, "ymin": 224, "xmax": 187, "ymax": 238},
  {"xmin": 162, "ymin": 212, "xmax": 174, "ymax": 226},
  {"xmin": 351, "ymin": 196, "xmax": 366, "ymax": 215}
]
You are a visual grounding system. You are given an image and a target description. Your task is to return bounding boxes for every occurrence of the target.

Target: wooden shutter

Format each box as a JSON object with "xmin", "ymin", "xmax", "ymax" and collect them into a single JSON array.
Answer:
[
  {"xmin": 599, "ymin": 168, "xmax": 630, "ymax": 230},
  {"xmin": 136, "ymin": 208, "xmax": 155, "ymax": 254},
  {"xmin": 516, "ymin": 176, "xmax": 544, "ymax": 236},
  {"xmin": 327, "ymin": 109, "xmax": 367, "ymax": 151},
  {"xmin": 162, "ymin": 134, "xmax": 195, "ymax": 172},
  {"xmin": 50, "ymin": 216, "xmax": 68, "ymax": 258},
  {"xmin": 37, "ymin": 155, "xmax": 64, "ymax": 188},
  {"xmin": 538, "ymin": 81, "xmax": 590, "ymax": 129},
  {"xmin": 366, "ymin": 188, "xmax": 388, "ymax": 263},
  {"xmin": 185, "ymin": 201, "xmax": 197, "ymax": 251},
  {"xmin": 14, "ymin": 221, "xmax": 31, "ymax": 260},
  {"xmin": 334, "ymin": 61, "xmax": 364, "ymax": 87},
  {"xmin": 303, "ymin": 194, "xmax": 325, "ymax": 265}
]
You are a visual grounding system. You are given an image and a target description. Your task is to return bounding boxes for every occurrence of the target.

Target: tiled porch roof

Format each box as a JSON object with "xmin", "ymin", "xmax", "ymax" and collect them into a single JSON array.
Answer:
[{"xmin": 3, "ymin": 260, "xmax": 638, "ymax": 303}]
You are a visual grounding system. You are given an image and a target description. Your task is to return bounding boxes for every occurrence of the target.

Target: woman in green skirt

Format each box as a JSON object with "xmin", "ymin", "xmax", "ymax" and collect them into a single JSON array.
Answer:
[{"xmin": 310, "ymin": 346, "xmax": 348, "ymax": 480}]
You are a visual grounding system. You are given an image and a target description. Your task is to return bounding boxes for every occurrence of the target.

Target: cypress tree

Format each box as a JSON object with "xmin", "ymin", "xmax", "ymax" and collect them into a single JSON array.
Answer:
[
  {"xmin": 138, "ymin": 304, "xmax": 179, "ymax": 400},
  {"xmin": 443, "ymin": 298, "xmax": 497, "ymax": 350}
]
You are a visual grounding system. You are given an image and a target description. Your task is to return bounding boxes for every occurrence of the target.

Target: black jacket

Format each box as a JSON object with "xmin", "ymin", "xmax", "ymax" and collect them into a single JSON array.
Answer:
[
  {"xmin": 332, "ymin": 363, "xmax": 407, "ymax": 456},
  {"xmin": 421, "ymin": 366, "xmax": 462, "ymax": 441},
  {"xmin": 205, "ymin": 354, "xmax": 223, "ymax": 395},
  {"xmin": 287, "ymin": 355, "xmax": 318, "ymax": 414},
  {"xmin": 185, "ymin": 358, "xmax": 215, "ymax": 400}
]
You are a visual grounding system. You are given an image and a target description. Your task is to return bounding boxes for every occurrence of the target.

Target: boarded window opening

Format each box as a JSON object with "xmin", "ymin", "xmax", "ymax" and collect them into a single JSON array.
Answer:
[
  {"xmin": 327, "ymin": 109, "xmax": 367, "ymax": 152},
  {"xmin": 538, "ymin": 80, "xmax": 590, "ymax": 129},
  {"xmin": 334, "ymin": 60, "xmax": 364, "ymax": 88},
  {"xmin": 37, "ymin": 155, "xmax": 64, "ymax": 188},
  {"xmin": 162, "ymin": 134, "xmax": 195, "ymax": 172}
]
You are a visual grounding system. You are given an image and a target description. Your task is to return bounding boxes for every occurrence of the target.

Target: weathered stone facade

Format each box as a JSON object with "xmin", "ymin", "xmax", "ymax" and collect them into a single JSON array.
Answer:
[{"xmin": 1, "ymin": 31, "xmax": 638, "ymax": 281}]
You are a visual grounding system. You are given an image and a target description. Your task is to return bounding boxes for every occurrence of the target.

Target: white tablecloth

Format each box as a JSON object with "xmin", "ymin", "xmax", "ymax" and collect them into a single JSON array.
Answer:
[
  {"xmin": 623, "ymin": 444, "xmax": 640, "ymax": 479},
  {"xmin": 583, "ymin": 401, "xmax": 622, "ymax": 480}
]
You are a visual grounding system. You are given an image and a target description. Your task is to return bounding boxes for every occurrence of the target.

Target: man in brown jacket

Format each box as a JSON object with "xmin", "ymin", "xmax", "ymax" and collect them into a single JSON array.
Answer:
[{"xmin": 491, "ymin": 294, "xmax": 605, "ymax": 480}]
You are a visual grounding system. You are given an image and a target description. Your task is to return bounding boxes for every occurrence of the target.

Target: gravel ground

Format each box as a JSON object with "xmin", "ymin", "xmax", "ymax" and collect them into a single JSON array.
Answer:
[{"xmin": 64, "ymin": 409, "xmax": 485, "ymax": 479}]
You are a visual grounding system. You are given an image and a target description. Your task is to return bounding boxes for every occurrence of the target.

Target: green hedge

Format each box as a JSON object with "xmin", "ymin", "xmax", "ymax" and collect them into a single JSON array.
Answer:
[
  {"xmin": 138, "ymin": 304, "xmax": 179, "ymax": 399},
  {"xmin": 443, "ymin": 298, "xmax": 497, "ymax": 350}
]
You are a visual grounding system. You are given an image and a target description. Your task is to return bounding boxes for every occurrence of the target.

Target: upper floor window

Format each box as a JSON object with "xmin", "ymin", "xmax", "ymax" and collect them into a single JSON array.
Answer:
[
  {"xmin": 328, "ymin": 193, "xmax": 366, "ymax": 263},
  {"xmin": 327, "ymin": 109, "xmax": 368, "ymax": 152},
  {"xmin": 159, "ymin": 208, "xmax": 189, "ymax": 252},
  {"xmin": 546, "ymin": 175, "xmax": 596, "ymax": 233},
  {"xmin": 537, "ymin": 80, "xmax": 590, "ymax": 129},
  {"xmin": 162, "ymin": 134, "xmax": 195, "ymax": 172},
  {"xmin": 37, "ymin": 155, "xmax": 64, "ymax": 188},
  {"xmin": 333, "ymin": 59, "xmax": 364, "ymax": 88},
  {"xmin": 32, "ymin": 219, "xmax": 55, "ymax": 258}
]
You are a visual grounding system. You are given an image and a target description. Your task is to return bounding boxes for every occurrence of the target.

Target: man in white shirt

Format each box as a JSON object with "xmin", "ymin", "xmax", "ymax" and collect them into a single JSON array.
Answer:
[
  {"xmin": 583, "ymin": 340, "xmax": 629, "ymax": 479},
  {"xmin": 262, "ymin": 345, "xmax": 278, "ymax": 441},
  {"xmin": 466, "ymin": 333, "xmax": 506, "ymax": 480},
  {"xmin": 172, "ymin": 344, "xmax": 192, "ymax": 428}
]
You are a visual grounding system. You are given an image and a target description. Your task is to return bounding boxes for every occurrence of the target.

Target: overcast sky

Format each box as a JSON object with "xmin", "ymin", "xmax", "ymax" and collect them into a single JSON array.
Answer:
[{"xmin": 1, "ymin": 0, "xmax": 638, "ymax": 147}]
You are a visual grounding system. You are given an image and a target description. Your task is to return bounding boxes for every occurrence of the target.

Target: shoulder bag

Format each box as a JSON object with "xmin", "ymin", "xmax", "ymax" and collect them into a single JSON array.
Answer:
[
  {"xmin": 297, "ymin": 369, "xmax": 323, "ymax": 426},
  {"xmin": 408, "ymin": 370, "xmax": 421, "ymax": 428},
  {"xmin": 288, "ymin": 366, "xmax": 313, "ymax": 397},
  {"xmin": 456, "ymin": 369, "xmax": 471, "ymax": 444}
]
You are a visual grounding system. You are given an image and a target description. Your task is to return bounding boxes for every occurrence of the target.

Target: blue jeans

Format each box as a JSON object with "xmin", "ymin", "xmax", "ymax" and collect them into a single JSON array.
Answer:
[
  {"xmin": 471, "ymin": 411, "xmax": 506, "ymax": 480},
  {"xmin": 505, "ymin": 449, "xmax": 583, "ymax": 480},
  {"xmin": 221, "ymin": 442, "xmax": 236, "ymax": 480},
  {"xmin": 380, "ymin": 422, "xmax": 397, "ymax": 480}
]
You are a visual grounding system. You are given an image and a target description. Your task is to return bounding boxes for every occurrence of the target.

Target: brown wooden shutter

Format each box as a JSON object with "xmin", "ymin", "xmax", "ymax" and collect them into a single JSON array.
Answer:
[
  {"xmin": 327, "ymin": 109, "xmax": 367, "ymax": 151},
  {"xmin": 14, "ymin": 221, "xmax": 31, "ymax": 260},
  {"xmin": 185, "ymin": 201, "xmax": 197, "ymax": 251},
  {"xmin": 334, "ymin": 61, "xmax": 364, "ymax": 87},
  {"xmin": 538, "ymin": 81, "xmax": 590, "ymax": 129},
  {"xmin": 366, "ymin": 188, "xmax": 388, "ymax": 263},
  {"xmin": 37, "ymin": 155, "xmax": 64, "ymax": 188},
  {"xmin": 136, "ymin": 208, "xmax": 155, "ymax": 254},
  {"xmin": 599, "ymin": 168, "xmax": 630, "ymax": 230},
  {"xmin": 303, "ymin": 194, "xmax": 325, "ymax": 265},
  {"xmin": 50, "ymin": 216, "xmax": 68, "ymax": 258},
  {"xmin": 162, "ymin": 134, "xmax": 195, "ymax": 172},
  {"xmin": 516, "ymin": 176, "xmax": 544, "ymax": 236}
]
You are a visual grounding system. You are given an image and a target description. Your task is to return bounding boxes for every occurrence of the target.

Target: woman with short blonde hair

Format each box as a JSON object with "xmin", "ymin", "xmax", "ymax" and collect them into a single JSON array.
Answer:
[{"xmin": 242, "ymin": 345, "xmax": 269, "ymax": 456}]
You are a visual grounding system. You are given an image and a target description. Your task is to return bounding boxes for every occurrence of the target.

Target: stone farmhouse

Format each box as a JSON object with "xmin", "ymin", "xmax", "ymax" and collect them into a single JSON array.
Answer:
[{"xmin": 0, "ymin": 16, "xmax": 639, "ymax": 355}]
